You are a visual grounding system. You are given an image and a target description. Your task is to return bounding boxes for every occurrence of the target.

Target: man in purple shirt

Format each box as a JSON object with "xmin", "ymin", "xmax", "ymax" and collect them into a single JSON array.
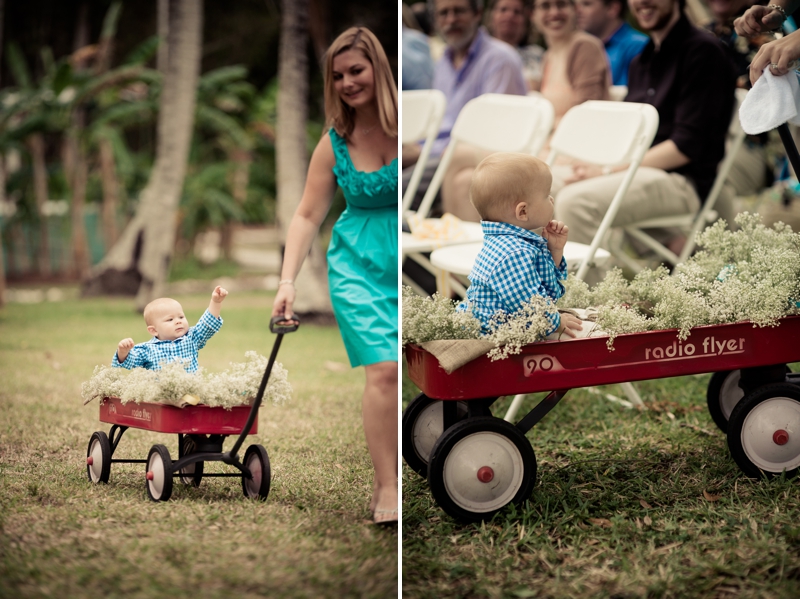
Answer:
[{"xmin": 402, "ymin": 0, "xmax": 527, "ymax": 215}]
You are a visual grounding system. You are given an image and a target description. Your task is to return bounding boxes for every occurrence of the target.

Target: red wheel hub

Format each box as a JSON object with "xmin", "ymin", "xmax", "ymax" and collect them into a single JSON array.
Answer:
[
  {"xmin": 86, "ymin": 456, "xmax": 93, "ymax": 465},
  {"xmin": 477, "ymin": 466, "xmax": 494, "ymax": 483},
  {"xmin": 773, "ymin": 430, "xmax": 789, "ymax": 446},
  {"xmin": 146, "ymin": 471, "xmax": 154, "ymax": 480}
]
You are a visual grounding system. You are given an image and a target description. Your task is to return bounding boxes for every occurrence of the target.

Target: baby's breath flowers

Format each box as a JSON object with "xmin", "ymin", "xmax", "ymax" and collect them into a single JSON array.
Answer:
[
  {"xmin": 81, "ymin": 351, "xmax": 292, "ymax": 409},
  {"xmin": 401, "ymin": 286, "xmax": 481, "ymax": 345},
  {"xmin": 402, "ymin": 214, "xmax": 800, "ymax": 357}
]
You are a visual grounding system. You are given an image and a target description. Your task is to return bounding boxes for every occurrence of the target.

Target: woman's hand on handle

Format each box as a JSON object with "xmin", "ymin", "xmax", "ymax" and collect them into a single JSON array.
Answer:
[
  {"xmin": 749, "ymin": 34, "xmax": 800, "ymax": 84},
  {"xmin": 272, "ymin": 282, "xmax": 297, "ymax": 323}
]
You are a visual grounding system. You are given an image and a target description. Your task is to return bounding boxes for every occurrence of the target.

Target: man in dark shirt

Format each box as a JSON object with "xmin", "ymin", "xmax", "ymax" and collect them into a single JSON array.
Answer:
[{"xmin": 553, "ymin": 0, "xmax": 737, "ymax": 275}]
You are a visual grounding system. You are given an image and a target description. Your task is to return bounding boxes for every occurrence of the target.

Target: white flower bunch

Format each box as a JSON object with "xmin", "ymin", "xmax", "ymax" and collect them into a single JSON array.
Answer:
[
  {"xmin": 81, "ymin": 351, "xmax": 292, "ymax": 409},
  {"xmin": 401, "ymin": 286, "xmax": 481, "ymax": 346},
  {"xmin": 402, "ymin": 214, "xmax": 800, "ymax": 358},
  {"xmin": 484, "ymin": 295, "xmax": 553, "ymax": 361}
]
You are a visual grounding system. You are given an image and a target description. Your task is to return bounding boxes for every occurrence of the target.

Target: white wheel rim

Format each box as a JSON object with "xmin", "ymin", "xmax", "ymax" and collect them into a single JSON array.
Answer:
[
  {"xmin": 148, "ymin": 453, "xmax": 166, "ymax": 498},
  {"xmin": 244, "ymin": 453, "xmax": 262, "ymax": 496},
  {"xmin": 88, "ymin": 439, "xmax": 104, "ymax": 482},
  {"xmin": 741, "ymin": 397, "xmax": 800, "ymax": 473},
  {"xmin": 443, "ymin": 431, "xmax": 525, "ymax": 513},
  {"xmin": 720, "ymin": 371, "xmax": 743, "ymax": 420},
  {"xmin": 412, "ymin": 402, "xmax": 443, "ymax": 465}
]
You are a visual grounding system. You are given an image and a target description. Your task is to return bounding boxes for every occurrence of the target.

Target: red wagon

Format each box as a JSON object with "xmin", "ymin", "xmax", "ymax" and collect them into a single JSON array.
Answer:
[
  {"xmin": 403, "ymin": 316, "xmax": 800, "ymax": 521},
  {"xmin": 86, "ymin": 317, "xmax": 298, "ymax": 502}
]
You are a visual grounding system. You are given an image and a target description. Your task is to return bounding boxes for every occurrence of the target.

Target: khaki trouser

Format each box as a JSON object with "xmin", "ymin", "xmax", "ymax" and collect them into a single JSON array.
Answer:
[{"xmin": 551, "ymin": 166, "xmax": 701, "ymax": 284}]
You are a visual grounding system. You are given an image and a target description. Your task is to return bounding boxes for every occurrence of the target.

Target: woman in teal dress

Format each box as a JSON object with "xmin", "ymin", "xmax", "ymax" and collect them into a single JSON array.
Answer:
[{"xmin": 272, "ymin": 27, "xmax": 398, "ymax": 525}]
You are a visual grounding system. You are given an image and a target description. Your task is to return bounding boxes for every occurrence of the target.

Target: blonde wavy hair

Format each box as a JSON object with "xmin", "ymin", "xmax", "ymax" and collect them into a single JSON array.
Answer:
[{"xmin": 323, "ymin": 26, "xmax": 398, "ymax": 140}]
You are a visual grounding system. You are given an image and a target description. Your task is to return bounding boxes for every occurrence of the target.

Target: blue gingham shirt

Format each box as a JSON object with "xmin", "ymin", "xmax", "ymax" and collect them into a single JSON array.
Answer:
[
  {"xmin": 457, "ymin": 221, "xmax": 567, "ymax": 334},
  {"xmin": 112, "ymin": 310, "xmax": 222, "ymax": 373}
]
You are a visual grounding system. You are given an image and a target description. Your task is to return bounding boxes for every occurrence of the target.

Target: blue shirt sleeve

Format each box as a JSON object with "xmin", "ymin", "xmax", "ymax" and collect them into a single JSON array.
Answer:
[
  {"xmin": 112, "ymin": 344, "xmax": 150, "ymax": 370},
  {"xmin": 186, "ymin": 310, "xmax": 223, "ymax": 350}
]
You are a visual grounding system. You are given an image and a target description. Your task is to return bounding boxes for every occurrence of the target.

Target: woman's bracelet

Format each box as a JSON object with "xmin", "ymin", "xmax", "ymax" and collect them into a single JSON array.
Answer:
[
  {"xmin": 767, "ymin": 4, "xmax": 787, "ymax": 20},
  {"xmin": 278, "ymin": 279, "xmax": 294, "ymax": 287}
]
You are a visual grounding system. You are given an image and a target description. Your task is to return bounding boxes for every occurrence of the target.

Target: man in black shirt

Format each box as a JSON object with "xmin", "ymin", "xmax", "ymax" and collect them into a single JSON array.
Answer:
[{"xmin": 553, "ymin": 0, "xmax": 737, "ymax": 275}]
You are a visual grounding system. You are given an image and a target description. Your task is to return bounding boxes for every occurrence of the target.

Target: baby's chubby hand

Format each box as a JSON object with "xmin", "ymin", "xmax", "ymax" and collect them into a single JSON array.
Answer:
[
  {"xmin": 211, "ymin": 286, "xmax": 228, "ymax": 303},
  {"xmin": 543, "ymin": 220, "xmax": 569, "ymax": 250},
  {"xmin": 118, "ymin": 338, "xmax": 135, "ymax": 352},
  {"xmin": 557, "ymin": 313, "xmax": 583, "ymax": 339}
]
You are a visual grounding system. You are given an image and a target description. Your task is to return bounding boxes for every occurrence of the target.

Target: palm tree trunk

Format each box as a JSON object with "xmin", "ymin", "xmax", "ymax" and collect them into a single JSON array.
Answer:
[
  {"xmin": 70, "ymin": 136, "xmax": 90, "ymax": 279},
  {"xmin": 82, "ymin": 0, "xmax": 202, "ymax": 310},
  {"xmin": 27, "ymin": 134, "xmax": 51, "ymax": 276},
  {"xmin": 0, "ymin": 156, "xmax": 6, "ymax": 307},
  {"xmin": 98, "ymin": 136, "xmax": 119, "ymax": 248},
  {"xmin": 276, "ymin": 0, "xmax": 331, "ymax": 316}
]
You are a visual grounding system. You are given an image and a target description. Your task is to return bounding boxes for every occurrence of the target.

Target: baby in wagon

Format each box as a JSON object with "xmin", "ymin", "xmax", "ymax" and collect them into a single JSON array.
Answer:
[
  {"xmin": 112, "ymin": 286, "xmax": 228, "ymax": 372},
  {"xmin": 456, "ymin": 152, "xmax": 588, "ymax": 339}
]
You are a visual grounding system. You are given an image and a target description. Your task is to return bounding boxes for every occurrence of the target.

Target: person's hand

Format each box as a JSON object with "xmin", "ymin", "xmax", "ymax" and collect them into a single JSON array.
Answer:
[
  {"xmin": 117, "ymin": 338, "xmax": 134, "ymax": 361},
  {"xmin": 734, "ymin": 5, "xmax": 785, "ymax": 38},
  {"xmin": 542, "ymin": 220, "xmax": 569, "ymax": 252},
  {"xmin": 558, "ymin": 313, "xmax": 583, "ymax": 339},
  {"xmin": 563, "ymin": 162, "xmax": 607, "ymax": 185},
  {"xmin": 271, "ymin": 283, "xmax": 298, "ymax": 323},
  {"xmin": 748, "ymin": 34, "xmax": 800, "ymax": 84},
  {"xmin": 211, "ymin": 286, "xmax": 228, "ymax": 303}
]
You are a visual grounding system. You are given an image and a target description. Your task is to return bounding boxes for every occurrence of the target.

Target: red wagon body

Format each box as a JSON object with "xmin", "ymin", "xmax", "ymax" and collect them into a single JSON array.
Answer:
[
  {"xmin": 407, "ymin": 315, "xmax": 800, "ymax": 400},
  {"xmin": 403, "ymin": 316, "xmax": 800, "ymax": 522},
  {"xmin": 99, "ymin": 396, "xmax": 258, "ymax": 436}
]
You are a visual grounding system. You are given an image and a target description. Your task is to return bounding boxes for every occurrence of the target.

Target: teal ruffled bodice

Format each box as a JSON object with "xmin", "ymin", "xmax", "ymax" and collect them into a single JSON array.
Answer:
[{"xmin": 329, "ymin": 129, "xmax": 398, "ymax": 210}]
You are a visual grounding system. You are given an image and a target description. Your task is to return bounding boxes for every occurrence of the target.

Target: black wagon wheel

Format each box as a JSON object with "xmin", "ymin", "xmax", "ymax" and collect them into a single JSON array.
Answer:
[
  {"xmin": 242, "ymin": 444, "xmax": 271, "ymax": 500},
  {"xmin": 707, "ymin": 370, "xmax": 744, "ymax": 433},
  {"xmin": 708, "ymin": 366, "xmax": 791, "ymax": 433},
  {"xmin": 727, "ymin": 383, "xmax": 800, "ymax": 479},
  {"xmin": 427, "ymin": 416, "xmax": 536, "ymax": 523},
  {"xmin": 179, "ymin": 436, "xmax": 204, "ymax": 487},
  {"xmin": 146, "ymin": 444, "xmax": 174, "ymax": 502},
  {"xmin": 402, "ymin": 394, "xmax": 484, "ymax": 478},
  {"xmin": 86, "ymin": 431, "xmax": 112, "ymax": 484}
]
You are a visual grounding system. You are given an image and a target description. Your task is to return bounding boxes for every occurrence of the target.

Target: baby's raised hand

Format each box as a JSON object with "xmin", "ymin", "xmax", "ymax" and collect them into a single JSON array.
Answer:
[
  {"xmin": 544, "ymin": 220, "xmax": 569, "ymax": 251},
  {"xmin": 212, "ymin": 286, "xmax": 228, "ymax": 303},
  {"xmin": 117, "ymin": 338, "xmax": 134, "ymax": 361}
]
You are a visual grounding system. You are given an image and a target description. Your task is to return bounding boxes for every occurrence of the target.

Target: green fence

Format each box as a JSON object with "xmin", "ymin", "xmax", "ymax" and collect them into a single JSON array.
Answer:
[{"xmin": 1, "ymin": 208, "xmax": 108, "ymax": 278}]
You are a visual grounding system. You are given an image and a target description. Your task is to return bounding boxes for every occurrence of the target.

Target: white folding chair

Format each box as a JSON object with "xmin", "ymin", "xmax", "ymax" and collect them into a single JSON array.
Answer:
[
  {"xmin": 611, "ymin": 88, "xmax": 748, "ymax": 272},
  {"xmin": 402, "ymin": 89, "xmax": 447, "ymax": 214},
  {"xmin": 503, "ymin": 101, "xmax": 659, "ymax": 421},
  {"xmin": 403, "ymin": 93, "xmax": 555, "ymax": 295},
  {"xmin": 546, "ymin": 100, "xmax": 660, "ymax": 281}
]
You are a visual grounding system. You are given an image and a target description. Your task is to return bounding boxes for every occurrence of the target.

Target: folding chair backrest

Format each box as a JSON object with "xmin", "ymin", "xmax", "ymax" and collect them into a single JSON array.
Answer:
[
  {"xmin": 402, "ymin": 89, "xmax": 447, "ymax": 213},
  {"xmin": 415, "ymin": 93, "xmax": 555, "ymax": 219},
  {"xmin": 548, "ymin": 101, "xmax": 659, "ymax": 281},
  {"xmin": 547, "ymin": 100, "xmax": 658, "ymax": 167},
  {"xmin": 450, "ymin": 93, "xmax": 555, "ymax": 154}
]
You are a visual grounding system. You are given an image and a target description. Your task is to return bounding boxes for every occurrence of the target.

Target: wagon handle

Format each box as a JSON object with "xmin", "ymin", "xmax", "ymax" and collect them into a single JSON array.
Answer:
[{"xmin": 228, "ymin": 315, "xmax": 300, "ymax": 460}]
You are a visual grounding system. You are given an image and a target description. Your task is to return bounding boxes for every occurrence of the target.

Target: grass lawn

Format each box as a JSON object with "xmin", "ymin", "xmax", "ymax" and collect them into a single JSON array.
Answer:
[
  {"xmin": 0, "ymin": 290, "xmax": 397, "ymax": 599},
  {"xmin": 402, "ymin": 363, "xmax": 800, "ymax": 599}
]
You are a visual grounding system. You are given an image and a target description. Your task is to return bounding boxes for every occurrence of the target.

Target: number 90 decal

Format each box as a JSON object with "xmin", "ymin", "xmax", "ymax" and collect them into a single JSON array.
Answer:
[{"xmin": 523, "ymin": 355, "xmax": 564, "ymax": 376}]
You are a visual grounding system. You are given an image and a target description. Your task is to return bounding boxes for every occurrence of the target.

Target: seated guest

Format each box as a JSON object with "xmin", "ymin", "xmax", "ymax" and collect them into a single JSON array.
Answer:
[
  {"xmin": 487, "ymin": 0, "xmax": 546, "ymax": 90},
  {"xmin": 403, "ymin": 5, "xmax": 435, "ymax": 90},
  {"xmin": 575, "ymin": 0, "xmax": 648, "ymax": 85},
  {"xmin": 533, "ymin": 0, "xmax": 612, "ymax": 127},
  {"xmin": 402, "ymin": 0, "xmax": 527, "ymax": 220},
  {"xmin": 552, "ymin": 0, "xmax": 737, "ymax": 283}
]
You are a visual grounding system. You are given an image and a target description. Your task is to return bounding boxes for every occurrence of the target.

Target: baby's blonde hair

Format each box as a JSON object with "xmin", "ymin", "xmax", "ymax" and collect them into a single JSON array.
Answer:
[
  {"xmin": 143, "ymin": 298, "xmax": 182, "ymax": 326},
  {"xmin": 469, "ymin": 153, "xmax": 552, "ymax": 221}
]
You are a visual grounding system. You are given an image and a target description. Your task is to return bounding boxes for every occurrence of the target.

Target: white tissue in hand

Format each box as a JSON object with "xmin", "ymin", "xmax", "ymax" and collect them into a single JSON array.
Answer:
[{"xmin": 739, "ymin": 69, "xmax": 800, "ymax": 135}]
